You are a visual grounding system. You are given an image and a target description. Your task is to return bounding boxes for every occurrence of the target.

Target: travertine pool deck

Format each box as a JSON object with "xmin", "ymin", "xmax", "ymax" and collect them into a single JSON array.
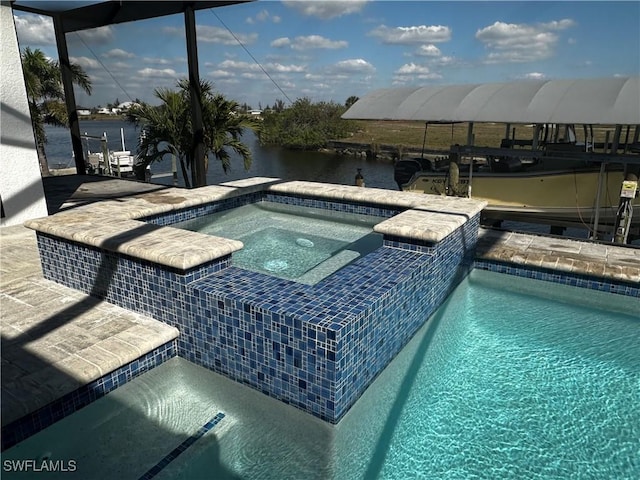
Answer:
[{"xmin": 1, "ymin": 175, "xmax": 638, "ymax": 441}]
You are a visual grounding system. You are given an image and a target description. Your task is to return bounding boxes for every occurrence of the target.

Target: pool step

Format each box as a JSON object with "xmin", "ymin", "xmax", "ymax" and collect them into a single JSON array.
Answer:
[{"xmin": 297, "ymin": 249, "xmax": 361, "ymax": 285}]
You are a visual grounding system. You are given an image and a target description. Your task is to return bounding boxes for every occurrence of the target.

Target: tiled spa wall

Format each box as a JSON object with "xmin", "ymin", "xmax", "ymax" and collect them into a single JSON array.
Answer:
[{"xmin": 35, "ymin": 194, "xmax": 480, "ymax": 423}]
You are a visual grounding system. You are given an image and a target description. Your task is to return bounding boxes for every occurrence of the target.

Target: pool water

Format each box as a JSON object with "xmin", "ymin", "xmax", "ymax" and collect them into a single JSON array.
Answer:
[
  {"xmin": 173, "ymin": 201, "xmax": 384, "ymax": 283},
  {"xmin": 3, "ymin": 270, "xmax": 638, "ymax": 479}
]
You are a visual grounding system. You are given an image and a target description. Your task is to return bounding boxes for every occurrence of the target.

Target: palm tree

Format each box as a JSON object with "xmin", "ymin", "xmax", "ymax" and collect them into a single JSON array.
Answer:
[
  {"xmin": 128, "ymin": 79, "xmax": 260, "ymax": 188},
  {"xmin": 21, "ymin": 47, "xmax": 92, "ymax": 176}
]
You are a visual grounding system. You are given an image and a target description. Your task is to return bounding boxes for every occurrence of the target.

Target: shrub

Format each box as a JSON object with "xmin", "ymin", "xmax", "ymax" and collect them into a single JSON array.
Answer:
[{"xmin": 259, "ymin": 97, "xmax": 357, "ymax": 150}]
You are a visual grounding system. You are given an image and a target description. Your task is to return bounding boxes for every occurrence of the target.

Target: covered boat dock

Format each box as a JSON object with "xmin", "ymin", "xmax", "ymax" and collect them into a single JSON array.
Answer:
[{"xmin": 343, "ymin": 77, "xmax": 640, "ymax": 242}]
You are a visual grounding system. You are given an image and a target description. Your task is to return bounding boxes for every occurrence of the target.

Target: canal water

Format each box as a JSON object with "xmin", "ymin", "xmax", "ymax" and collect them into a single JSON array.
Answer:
[{"xmin": 44, "ymin": 121, "xmax": 396, "ymax": 190}]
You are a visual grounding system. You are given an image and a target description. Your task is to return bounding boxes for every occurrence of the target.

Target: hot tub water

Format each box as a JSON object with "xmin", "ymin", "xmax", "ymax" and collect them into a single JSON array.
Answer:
[{"xmin": 174, "ymin": 201, "xmax": 384, "ymax": 283}]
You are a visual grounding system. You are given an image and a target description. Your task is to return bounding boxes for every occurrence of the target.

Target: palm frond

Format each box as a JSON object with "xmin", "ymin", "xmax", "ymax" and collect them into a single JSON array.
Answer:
[{"xmin": 126, "ymin": 78, "xmax": 259, "ymax": 186}]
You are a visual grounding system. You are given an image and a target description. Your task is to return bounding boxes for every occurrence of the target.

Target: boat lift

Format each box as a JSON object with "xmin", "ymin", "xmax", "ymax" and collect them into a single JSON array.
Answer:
[
  {"xmin": 343, "ymin": 77, "xmax": 640, "ymax": 244},
  {"xmin": 81, "ymin": 128, "xmax": 142, "ymax": 178},
  {"xmin": 452, "ymin": 123, "xmax": 640, "ymax": 242}
]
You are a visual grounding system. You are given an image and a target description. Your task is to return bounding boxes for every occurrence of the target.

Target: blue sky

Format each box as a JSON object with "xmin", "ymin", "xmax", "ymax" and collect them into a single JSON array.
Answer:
[{"xmin": 13, "ymin": 1, "xmax": 640, "ymax": 109}]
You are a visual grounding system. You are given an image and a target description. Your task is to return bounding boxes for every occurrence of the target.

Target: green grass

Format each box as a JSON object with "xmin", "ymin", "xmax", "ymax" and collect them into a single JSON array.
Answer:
[{"xmin": 339, "ymin": 120, "xmax": 626, "ymax": 151}]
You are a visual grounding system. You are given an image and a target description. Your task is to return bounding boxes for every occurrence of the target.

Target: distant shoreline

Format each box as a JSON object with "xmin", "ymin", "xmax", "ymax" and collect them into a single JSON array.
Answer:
[{"xmin": 79, "ymin": 115, "xmax": 129, "ymax": 121}]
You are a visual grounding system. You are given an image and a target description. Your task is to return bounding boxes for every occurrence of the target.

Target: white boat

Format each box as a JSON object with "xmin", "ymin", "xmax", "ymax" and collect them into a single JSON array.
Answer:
[{"xmin": 343, "ymin": 77, "xmax": 640, "ymax": 241}]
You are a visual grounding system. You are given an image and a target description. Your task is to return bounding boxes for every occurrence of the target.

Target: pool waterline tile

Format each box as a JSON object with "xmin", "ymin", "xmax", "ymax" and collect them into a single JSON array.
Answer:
[{"xmin": 1, "ymin": 340, "xmax": 177, "ymax": 451}]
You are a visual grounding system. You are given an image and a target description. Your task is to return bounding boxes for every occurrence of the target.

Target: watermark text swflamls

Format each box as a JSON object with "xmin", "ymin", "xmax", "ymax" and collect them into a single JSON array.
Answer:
[{"xmin": 3, "ymin": 459, "xmax": 77, "ymax": 473}]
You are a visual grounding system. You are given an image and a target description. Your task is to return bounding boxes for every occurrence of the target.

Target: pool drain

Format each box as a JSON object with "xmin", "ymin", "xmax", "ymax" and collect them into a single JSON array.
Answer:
[
  {"xmin": 296, "ymin": 238, "xmax": 314, "ymax": 248},
  {"xmin": 264, "ymin": 259, "xmax": 288, "ymax": 272}
]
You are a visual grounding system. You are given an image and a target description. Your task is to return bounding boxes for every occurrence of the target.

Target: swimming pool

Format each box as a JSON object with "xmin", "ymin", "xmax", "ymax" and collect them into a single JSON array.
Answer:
[
  {"xmin": 172, "ymin": 201, "xmax": 384, "ymax": 284},
  {"xmin": 4, "ymin": 270, "xmax": 637, "ymax": 479}
]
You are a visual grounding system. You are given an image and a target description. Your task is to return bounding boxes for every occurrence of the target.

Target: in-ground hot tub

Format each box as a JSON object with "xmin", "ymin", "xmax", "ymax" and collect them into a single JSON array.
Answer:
[
  {"xmin": 25, "ymin": 177, "xmax": 487, "ymax": 423},
  {"xmin": 172, "ymin": 200, "xmax": 385, "ymax": 284}
]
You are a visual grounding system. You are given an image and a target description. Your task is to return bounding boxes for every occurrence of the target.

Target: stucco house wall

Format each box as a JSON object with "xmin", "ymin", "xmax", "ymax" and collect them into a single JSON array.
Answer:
[{"xmin": 0, "ymin": 0, "xmax": 48, "ymax": 226}]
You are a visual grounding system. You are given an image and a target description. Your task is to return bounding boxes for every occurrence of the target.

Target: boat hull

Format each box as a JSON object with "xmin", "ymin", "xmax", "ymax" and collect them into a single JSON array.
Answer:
[{"xmin": 400, "ymin": 167, "xmax": 640, "ymax": 228}]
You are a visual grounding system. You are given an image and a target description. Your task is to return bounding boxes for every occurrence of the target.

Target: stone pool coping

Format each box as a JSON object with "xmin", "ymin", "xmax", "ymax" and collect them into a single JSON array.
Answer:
[
  {"xmin": 24, "ymin": 177, "xmax": 487, "ymax": 271},
  {"xmin": 476, "ymin": 228, "xmax": 640, "ymax": 284}
]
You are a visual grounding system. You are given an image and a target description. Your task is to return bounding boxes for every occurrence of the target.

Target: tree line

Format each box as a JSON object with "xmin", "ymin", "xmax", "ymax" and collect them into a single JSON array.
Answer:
[{"xmin": 258, "ymin": 97, "xmax": 358, "ymax": 150}]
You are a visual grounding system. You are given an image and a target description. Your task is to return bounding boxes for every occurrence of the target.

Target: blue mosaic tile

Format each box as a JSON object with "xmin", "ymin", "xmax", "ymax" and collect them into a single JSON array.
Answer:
[
  {"xmin": 141, "ymin": 192, "xmax": 401, "ymax": 227},
  {"xmin": 473, "ymin": 260, "xmax": 640, "ymax": 298},
  {"xmin": 1, "ymin": 341, "xmax": 176, "ymax": 451}
]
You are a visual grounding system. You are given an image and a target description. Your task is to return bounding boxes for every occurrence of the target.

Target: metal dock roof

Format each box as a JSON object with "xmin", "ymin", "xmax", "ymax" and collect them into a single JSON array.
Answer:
[{"xmin": 343, "ymin": 77, "xmax": 640, "ymax": 125}]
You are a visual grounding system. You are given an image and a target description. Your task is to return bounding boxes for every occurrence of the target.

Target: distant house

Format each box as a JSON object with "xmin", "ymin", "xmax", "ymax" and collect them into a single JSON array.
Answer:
[
  {"xmin": 97, "ymin": 107, "xmax": 115, "ymax": 115},
  {"xmin": 117, "ymin": 101, "xmax": 139, "ymax": 112},
  {"xmin": 248, "ymin": 109, "xmax": 263, "ymax": 117},
  {"xmin": 77, "ymin": 109, "xmax": 91, "ymax": 116}
]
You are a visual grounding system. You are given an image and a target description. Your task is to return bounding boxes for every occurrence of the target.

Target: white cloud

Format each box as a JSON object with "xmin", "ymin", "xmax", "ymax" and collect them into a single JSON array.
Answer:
[
  {"xmin": 162, "ymin": 25, "xmax": 256, "ymax": 45},
  {"xmin": 14, "ymin": 14, "xmax": 55, "ymax": 45},
  {"xmin": 73, "ymin": 26, "xmax": 114, "ymax": 44},
  {"xmin": 219, "ymin": 59, "xmax": 257, "ymax": 71},
  {"xmin": 219, "ymin": 59, "xmax": 306, "ymax": 74},
  {"xmin": 247, "ymin": 9, "xmax": 281, "ymax": 24},
  {"xmin": 540, "ymin": 19, "xmax": 576, "ymax": 31},
  {"xmin": 431, "ymin": 56, "xmax": 457, "ymax": 66},
  {"xmin": 369, "ymin": 25, "xmax": 451, "ymax": 44},
  {"xmin": 241, "ymin": 72, "xmax": 262, "ymax": 80},
  {"xmin": 69, "ymin": 56, "xmax": 101, "ymax": 70},
  {"xmin": 280, "ymin": 80, "xmax": 296, "ymax": 89},
  {"xmin": 282, "ymin": 0, "xmax": 368, "ymax": 19},
  {"xmin": 271, "ymin": 37, "xmax": 291, "ymax": 48},
  {"xmin": 416, "ymin": 44, "xmax": 441, "ymax": 57},
  {"xmin": 138, "ymin": 68, "xmax": 179, "ymax": 79},
  {"xmin": 103, "ymin": 48, "xmax": 135, "ymax": 59},
  {"xmin": 291, "ymin": 35, "xmax": 348, "ymax": 50},
  {"xmin": 217, "ymin": 78, "xmax": 240, "ymax": 84},
  {"xmin": 393, "ymin": 63, "xmax": 442, "ymax": 83},
  {"xmin": 209, "ymin": 70, "xmax": 234, "ymax": 78},
  {"xmin": 142, "ymin": 57, "xmax": 172, "ymax": 65},
  {"xmin": 521, "ymin": 72, "xmax": 547, "ymax": 80},
  {"xmin": 162, "ymin": 26, "xmax": 182, "ymax": 36},
  {"xmin": 476, "ymin": 19, "xmax": 576, "ymax": 63},
  {"xmin": 304, "ymin": 73, "xmax": 325, "ymax": 81},
  {"xmin": 327, "ymin": 58, "xmax": 375, "ymax": 74},
  {"xmin": 264, "ymin": 62, "xmax": 307, "ymax": 73},
  {"xmin": 109, "ymin": 61, "xmax": 131, "ymax": 70},
  {"xmin": 396, "ymin": 63, "xmax": 431, "ymax": 75},
  {"xmin": 197, "ymin": 25, "xmax": 257, "ymax": 45}
]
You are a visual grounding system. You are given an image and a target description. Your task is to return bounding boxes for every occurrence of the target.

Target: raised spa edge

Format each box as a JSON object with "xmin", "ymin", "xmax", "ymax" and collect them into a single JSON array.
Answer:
[{"xmin": 24, "ymin": 178, "xmax": 487, "ymax": 271}]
